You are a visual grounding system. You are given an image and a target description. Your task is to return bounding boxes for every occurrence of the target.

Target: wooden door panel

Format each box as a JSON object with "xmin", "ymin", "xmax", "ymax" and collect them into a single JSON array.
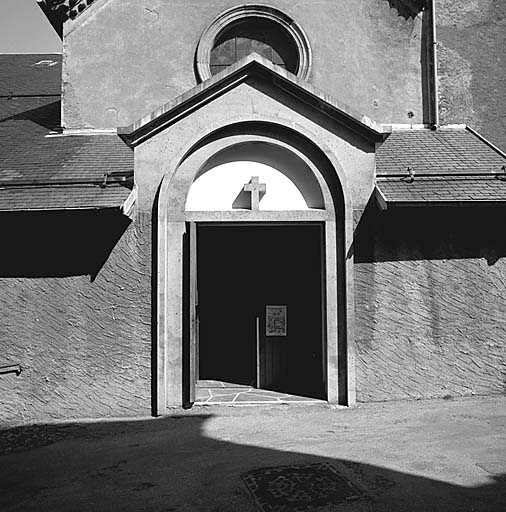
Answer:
[{"xmin": 189, "ymin": 221, "xmax": 197, "ymax": 403}]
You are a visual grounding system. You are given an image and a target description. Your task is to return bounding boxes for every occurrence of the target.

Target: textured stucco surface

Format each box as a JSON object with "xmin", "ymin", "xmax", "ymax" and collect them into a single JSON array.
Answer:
[
  {"xmin": 436, "ymin": 0, "xmax": 506, "ymax": 151},
  {"xmin": 0, "ymin": 211, "xmax": 152, "ymax": 424},
  {"xmin": 62, "ymin": 0, "xmax": 424, "ymax": 129},
  {"xmin": 354, "ymin": 205, "xmax": 506, "ymax": 402}
]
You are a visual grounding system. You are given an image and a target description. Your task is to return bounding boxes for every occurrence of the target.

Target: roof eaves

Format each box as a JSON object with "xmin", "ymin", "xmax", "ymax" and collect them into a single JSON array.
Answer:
[
  {"xmin": 120, "ymin": 186, "xmax": 136, "ymax": 220},
  {"xmin": 0, "ymin": 183, "xmax": 131, "ymax": 213},
  {"xmin": 37, "ymin": 0, "xmax": 102, "ymax": 38},
  {"xmin": 375, "ymin": 178, "xmax": 506, "ymax": 209},
  {"xmin": 0, "ymin": 205, "xmax": 121, "ymax": 213},
  {"xmin": 0, "ymin": 94, "xmax": 61, "ymax": 99},
  {"xmin": 374, "ymin": 186, "xmax": 388, "ymax": 211},
  {"xmin": 465, "ymin": 125, "xmax": 506, "ymax": 160},
  {"xmin": 67, "ymin": 0, "xmax": 99, "ymax": 20},
  {"xmin": 378, "ymin": 199, "xmax": 506, "ymax": 209}
]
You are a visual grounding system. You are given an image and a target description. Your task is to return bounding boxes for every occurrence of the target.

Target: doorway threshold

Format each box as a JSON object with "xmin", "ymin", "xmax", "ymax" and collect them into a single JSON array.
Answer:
[{"xmin": 195, "ymin": 381, "xmax": 324, "ymax": 405}]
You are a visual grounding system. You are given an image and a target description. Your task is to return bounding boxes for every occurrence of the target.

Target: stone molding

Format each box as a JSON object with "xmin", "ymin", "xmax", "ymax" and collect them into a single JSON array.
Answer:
[
  {"xmin": 118, "ymin": 54, "xmax": 387, "ymax": 147},
  {"xmin": 195, "ymin": 4, "xmax": 312, "ymax": 83},
  {"xmin": 153, "ymin": 118, "xmax": 356, "ymax": 411}
]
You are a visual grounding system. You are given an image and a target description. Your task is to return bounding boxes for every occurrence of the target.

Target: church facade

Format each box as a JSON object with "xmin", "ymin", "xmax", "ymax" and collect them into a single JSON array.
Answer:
[{"xmin": 1, "ymin": 0, "xmax": 506, "ymax": 422}]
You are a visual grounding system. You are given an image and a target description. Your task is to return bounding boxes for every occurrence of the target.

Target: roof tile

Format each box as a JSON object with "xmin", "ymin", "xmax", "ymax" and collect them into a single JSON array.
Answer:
[
  {"xmin": 376, "ymin": 128, "xmax": 506, "ymax": 204},
  {"xmin": 0, "ymin": 185, "xmax": 130, "ymax": 211},
  {"xmin": 0, "ymin": 54, "xmax": 61, "ymax": 96},
  {"xmin": 377, "ymin": 176, "xmax": 506, "ymax": 203},
  {"xmin": 376, "ymin": 128, "xmax": 506, "ymax": 177},
  {"xmin": 0, "ymin": 56, "xmax": 133, "ymax": 211}
]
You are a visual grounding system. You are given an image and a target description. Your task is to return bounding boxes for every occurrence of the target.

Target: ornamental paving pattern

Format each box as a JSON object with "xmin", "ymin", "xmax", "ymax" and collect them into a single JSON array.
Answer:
[
  {"xmin": 195, "ymin": 380, "xmax": 324, "ymax": 404},
  {"xmin": 242, "ymin": 462, "xmax": 369, "ymax": 512}
]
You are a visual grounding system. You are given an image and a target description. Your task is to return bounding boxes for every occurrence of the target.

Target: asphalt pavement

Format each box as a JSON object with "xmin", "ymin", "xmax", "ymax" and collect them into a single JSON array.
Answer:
[{"xmin": 1, "ymin": 396, "xmax": 505, "ymax": 511}]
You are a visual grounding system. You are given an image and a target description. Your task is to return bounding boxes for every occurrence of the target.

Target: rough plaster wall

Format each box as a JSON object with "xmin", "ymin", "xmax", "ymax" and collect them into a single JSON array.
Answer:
[
  {"xmin": 354, "ymin": 207, "xmax": 506, "ymax": 402},
  {"xmin": 63, "ymin": 0, "xmax": 423, "ymax": 129},
  {"xmin": 355, "ymin": 258, "xmax": 506, "ymax": 401},
  {"xmin": 0, "ymin": 213, "xmax": 152, "ymax": 424},
  {"xmin": 437, "ymin": 0, "xmax": 506, "ymax": 151}
]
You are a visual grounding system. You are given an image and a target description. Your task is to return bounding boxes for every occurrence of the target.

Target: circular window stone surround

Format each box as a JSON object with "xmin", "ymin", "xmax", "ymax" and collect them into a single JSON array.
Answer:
[{"xmin": 196, "ymin": 4, "xmax": 312, "ymax": 82}]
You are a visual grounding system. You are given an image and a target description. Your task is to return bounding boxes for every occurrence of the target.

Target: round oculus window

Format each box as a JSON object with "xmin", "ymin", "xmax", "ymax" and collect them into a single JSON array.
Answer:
[{"xmin": 196, "ymin": 5, "xmax": 312, "ymax": 82}]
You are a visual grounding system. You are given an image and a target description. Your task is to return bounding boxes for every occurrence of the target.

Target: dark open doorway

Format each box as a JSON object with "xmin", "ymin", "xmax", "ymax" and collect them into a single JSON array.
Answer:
[{"xmin": 196, "ymin": 223, "xmax": 325, "ymax": 400}]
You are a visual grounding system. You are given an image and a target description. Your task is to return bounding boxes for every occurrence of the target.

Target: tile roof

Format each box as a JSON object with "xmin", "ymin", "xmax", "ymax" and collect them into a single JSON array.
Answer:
[
  {"xmin": 376, "ymin": 128, "xmax": 506, "ymax": 176},
  {"xmin": 376, "ymin": 176, "xmax": 506, "ymax": 204},
  {"xmin": 0, "ymin": 54, "xmax": 61, "ymax": 97},
  {"xmin": 376, "ymin": 128, "xmax": 506, "ymax": 205},
  {"xmin": 0, "ymin": 56, "xmax": 133, "ymax": 211},
  {"xmin": 0, "ymin": 101, "xmax": 133, "ymax": 185},
  {"xmin": 0, "ymin": 185, "xmax": 130, "ymax": 211}
]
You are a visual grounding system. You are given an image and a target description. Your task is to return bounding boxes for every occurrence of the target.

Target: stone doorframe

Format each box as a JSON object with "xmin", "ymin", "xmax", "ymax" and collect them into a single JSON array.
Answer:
[{"xmin": 156, "ymin": 120, "xmax": 355, "ymax": 414}]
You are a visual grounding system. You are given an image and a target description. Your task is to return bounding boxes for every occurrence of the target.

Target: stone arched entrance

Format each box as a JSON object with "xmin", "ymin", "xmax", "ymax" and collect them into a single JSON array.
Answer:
[{"xmin": 156, "ymin": 123, "xmax": 354, "ymax": 411}]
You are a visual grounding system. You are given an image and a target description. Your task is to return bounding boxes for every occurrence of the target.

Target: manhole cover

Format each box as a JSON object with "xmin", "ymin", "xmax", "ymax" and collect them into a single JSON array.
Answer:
[{"xmin": 242, "ymin": 462, "xmax": 365, "ymax": 511}]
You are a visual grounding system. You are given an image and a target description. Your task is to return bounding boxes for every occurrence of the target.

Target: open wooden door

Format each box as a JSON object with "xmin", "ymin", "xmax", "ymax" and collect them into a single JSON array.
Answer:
[
  {"xmin": 188, "ymin": 221, "xmax": 198, "ymax": 404},
  {"xmin": 256, "ymin": 316, "xmax": 261, "ymax": 388}
]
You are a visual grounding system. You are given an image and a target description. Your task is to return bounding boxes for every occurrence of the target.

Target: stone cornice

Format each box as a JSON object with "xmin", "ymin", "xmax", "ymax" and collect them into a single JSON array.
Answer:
[{"xmin": 118, "ymin": 54, "xmax": 389, "ymax": 147}]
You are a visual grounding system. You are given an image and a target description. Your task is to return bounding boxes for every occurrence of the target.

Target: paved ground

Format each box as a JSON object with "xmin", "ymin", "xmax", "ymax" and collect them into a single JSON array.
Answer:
[
  {"xmin": 195, "ymin": 380, "xmax": 322, "ymax": 404},
  {"xmin": 0, "ymin": 396, "xmax": 505, "ymax": 511}
]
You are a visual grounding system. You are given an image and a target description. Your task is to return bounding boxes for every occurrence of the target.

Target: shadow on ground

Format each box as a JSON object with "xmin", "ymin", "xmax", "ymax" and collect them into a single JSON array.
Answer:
[{"xmin": 0, "ymin": 413, "xmax": 504, "ymax": 511}]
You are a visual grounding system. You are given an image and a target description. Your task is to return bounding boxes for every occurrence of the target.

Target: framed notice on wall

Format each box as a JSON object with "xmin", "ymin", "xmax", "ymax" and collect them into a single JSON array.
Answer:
[{"xmin": 266, "ymin": 305, "xmax": 287, "ymax": 336}]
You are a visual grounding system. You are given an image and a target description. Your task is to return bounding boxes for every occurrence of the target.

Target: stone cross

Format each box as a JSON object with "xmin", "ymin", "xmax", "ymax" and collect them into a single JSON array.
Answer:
[{"xmin": 243, "ymin": 176, "xmax": 266, "ymax": 210}]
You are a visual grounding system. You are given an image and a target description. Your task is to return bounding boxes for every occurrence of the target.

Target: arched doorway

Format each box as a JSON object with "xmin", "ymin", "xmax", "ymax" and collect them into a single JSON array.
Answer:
[
  {"xmin": 157, "ymin": 124, "xmax": 353, "ymax": 410},
  {"xmin": 185, "ymin": 145, "xmax": 327, "ymax": 401}
]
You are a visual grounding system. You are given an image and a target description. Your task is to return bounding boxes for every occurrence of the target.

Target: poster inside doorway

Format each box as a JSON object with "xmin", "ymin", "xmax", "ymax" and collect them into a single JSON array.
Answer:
[{"xmin": 266, "ymin": 305, "xmax": 287, "ymax": 336}]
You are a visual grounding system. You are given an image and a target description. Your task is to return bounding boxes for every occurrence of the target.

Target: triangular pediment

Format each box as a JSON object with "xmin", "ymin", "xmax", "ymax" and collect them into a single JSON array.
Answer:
[{"xmin": 118, "ymin": 54, "xmax": 389, "ymax": 147}]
